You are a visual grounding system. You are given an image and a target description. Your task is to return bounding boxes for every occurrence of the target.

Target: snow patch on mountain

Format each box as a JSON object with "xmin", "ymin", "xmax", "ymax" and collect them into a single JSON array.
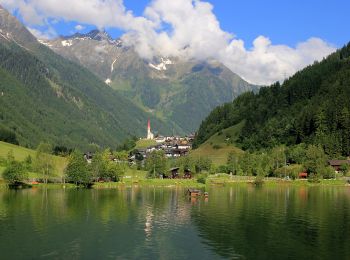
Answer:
[
  {"xmin": 38, "ymin": 39, "xmax": 52, "ymax": 47},
  {"xmin": 111, "ymin": 58, "xmax": 118, "ymax": 72},
  {"xmin": 149, "ymin": 58, "xmax": 173, "ymax": 71},
  {"xmin": 61, "ymin": 40, "xmax": 73, "ymax": 47},
  {"xmin": 105, "ymin": 78, "xmax": 111, "ymax": 85},
  {"xmin": 0, "ymin": 29, "xmax": 10, "ymax": 41}
]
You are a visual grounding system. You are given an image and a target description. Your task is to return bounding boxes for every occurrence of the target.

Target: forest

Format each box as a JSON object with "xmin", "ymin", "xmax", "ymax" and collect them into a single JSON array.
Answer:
[
  {"xmin": 194, "ymin": 42, "xmax": 350, "ymax": 158},
  {"xmin": 0, "ymin": 38, "xmax": 170, "ymax": 150}
]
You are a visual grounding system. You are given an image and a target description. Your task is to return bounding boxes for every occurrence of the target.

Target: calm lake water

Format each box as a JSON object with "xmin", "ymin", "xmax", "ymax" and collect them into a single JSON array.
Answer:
[{"xmin": 0, "ymin": 185, "xmax": 350, "ymax": 259}]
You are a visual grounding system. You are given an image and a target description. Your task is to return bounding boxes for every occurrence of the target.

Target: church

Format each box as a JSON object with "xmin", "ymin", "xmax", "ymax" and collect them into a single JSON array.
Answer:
[{"xmin": 147, "ymin": 119, "xmax": 154, "ymax": 140}]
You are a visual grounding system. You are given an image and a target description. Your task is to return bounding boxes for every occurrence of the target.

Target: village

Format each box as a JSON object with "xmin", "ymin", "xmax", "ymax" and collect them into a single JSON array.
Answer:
[
  {"xmin": 84, "ymin": 119, "xmax": 194, "ymax": 170},
  {"xmin": 82, "ymin": 119, "xmax": 350, "ymax": 180},
  {"xmin": 128, "ymin": 120, "xmax": 194, "ymax": 170}
]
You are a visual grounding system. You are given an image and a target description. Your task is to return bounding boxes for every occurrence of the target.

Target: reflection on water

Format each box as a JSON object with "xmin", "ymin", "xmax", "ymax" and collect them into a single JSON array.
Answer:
[{"xmin": 0, "ymin": 186, "xmax": 349, "ymax": 259}]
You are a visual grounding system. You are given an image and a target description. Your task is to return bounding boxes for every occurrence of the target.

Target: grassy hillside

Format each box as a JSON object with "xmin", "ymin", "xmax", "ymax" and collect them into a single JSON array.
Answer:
[
  {"xmin": 135, "ymin": 139, "xmax": 157, "ymax": 149},
  {"xmin": 191, "ymin": 123, "xmax": 244, "ymax": 166},
  {"xmin": 0, "ymin": 141, "xmax": 67, "ymax": 178}
]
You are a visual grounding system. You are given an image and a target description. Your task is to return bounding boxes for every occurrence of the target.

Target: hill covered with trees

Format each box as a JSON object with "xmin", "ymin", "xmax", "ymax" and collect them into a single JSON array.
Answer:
[
  {"xmin": 0, "ymin": 6, "xmax": 170, "ymax": 150},
  {"xmin": 194, "ymin": 42, "xmax": 350, "ymax": 158}
]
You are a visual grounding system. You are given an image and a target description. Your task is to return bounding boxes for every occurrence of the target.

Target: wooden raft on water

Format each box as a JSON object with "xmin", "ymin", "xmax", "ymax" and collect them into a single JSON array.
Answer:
[{"xmin": 186, "ymin": 189, "xmax": 209, "ymax": 197}]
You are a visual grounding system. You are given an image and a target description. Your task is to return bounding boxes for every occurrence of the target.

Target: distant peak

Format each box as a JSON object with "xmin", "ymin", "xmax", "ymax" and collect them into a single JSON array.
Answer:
[
  {"xmin": 63, "ymin": 29, "xmax": 111, "ymax": 41},
  {"xmin": 61, "ymin": 29, "xmax": 122, "ymax": 45}
]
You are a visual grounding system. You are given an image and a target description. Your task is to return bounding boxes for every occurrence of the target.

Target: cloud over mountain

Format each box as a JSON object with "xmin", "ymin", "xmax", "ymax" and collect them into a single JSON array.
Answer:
[{"xmin": 0, "ymin": 0, "xmax": 336, "ymax": 85}]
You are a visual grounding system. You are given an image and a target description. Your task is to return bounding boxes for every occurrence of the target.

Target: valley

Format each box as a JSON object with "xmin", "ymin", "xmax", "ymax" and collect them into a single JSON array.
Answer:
[{"xmin": 44, "ymin": 30, "xmax": 259, "ymax": 133}]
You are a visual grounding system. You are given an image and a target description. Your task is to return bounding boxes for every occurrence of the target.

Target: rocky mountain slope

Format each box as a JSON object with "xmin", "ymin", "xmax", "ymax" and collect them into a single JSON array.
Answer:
[
  {"xmin": 44, "ymin": 30, "xmax": 259, "ymax": 133},
  {"xmin": 0, "ymin": 6, "xmax": 170, "ymax": 149}
]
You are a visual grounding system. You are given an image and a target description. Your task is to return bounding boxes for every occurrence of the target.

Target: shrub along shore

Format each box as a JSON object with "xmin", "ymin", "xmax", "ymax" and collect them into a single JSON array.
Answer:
[
  {"xmin": 0, "ymin": 176, "xmax": 349, "ymax": 190},
  {"xmin": 1, "ymin": 140, "xmax": 350, "ymax": 190}
]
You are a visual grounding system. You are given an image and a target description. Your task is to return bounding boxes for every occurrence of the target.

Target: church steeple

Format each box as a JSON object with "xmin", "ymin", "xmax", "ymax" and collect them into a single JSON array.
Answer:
[{"xmin": 147, "ymin": 119, "xmax": 154, "ymax": 140}]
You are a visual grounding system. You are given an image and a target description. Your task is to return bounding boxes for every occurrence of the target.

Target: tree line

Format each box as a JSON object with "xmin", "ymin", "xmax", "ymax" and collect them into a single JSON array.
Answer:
[
  {"xmin": 0, "ymin": 142, "xmax": 127, "ymax": 187},
  {"xmin": 194, "ymin": 42, "xmax": 350, "ymax": 158},
  {"xmin": 142, "ymin": 150, "xmax": 213, "ymax": 178},
  {"xmin": 224, "ymin": 144, "xmax": 349, "ymax": 180}
]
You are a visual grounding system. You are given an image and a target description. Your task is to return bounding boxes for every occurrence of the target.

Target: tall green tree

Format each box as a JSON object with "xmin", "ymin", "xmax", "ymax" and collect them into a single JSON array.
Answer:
[
  {"xmin": 303, "ymin": 145, "xmax": 327, "ymax": 175},
  {"xmin": 3, "ymin": 161, "xmax": 28, "ymax": 185},
  {"xmin": 65, "ymin": 150, "xmax": 91, "ymax": 187},
  {"xmin": 194, "ymin": 157, "xmax": 212, "ymax": 173},
  {"xmin": 145, "ymin": 151, "xmax": 167, "ymax": 178},
  {"xmin": 90, "ymin": 150, "xmax": 108, "ymax": 181},
  {"xmin": 90, "ymin": 149, "xmax": 122, "ymax": 182},
  {"xmin": 35, "ymin": 142, "xmax": 55, "ymax": 183},
  {"xmin": 227, "ymin": 152, "xmax": 241, "ymax": 175}
]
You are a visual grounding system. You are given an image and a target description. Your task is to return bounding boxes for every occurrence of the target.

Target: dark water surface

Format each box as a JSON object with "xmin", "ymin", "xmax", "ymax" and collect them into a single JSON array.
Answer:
[{"xmin": 0, "ymin": 185, "xmax": 350, "ymax": 259}]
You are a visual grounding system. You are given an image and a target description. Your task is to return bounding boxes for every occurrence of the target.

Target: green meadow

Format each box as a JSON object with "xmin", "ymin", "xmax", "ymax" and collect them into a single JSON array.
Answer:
[{"xmin": 0, "ymin": 141, "xmax": 67, "ymax": 179}]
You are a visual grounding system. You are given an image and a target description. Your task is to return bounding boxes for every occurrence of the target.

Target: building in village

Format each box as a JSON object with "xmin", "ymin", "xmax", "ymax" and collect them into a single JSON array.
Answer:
[
  {"xmin": 146, "ymin": 119, "xmax": 154, "ymax": 140},
  {"xmin": 328, "ymin": 160, "xmax": 350, "ymax": 171}
]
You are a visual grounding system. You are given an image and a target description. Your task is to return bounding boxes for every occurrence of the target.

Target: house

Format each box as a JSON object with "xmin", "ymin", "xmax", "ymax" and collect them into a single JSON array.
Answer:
[
  {"xmin": 184, "ymin": 169, "xmax": 192, "ymax": 179},
  {"xmin": 155, "ymin": 136, "xmax": 166, "ymax": 143},
  {"xmin": 170, "ymin": 167, "xmax": 180, "ymax": 179},
  {"xmin": 83, "ymin": 152, "xmax": 93, "ymax": 163},
  {"xmin": 176, "ymin": 143, "xmax": 191, "ymax": 150},
  {"xmin": 328, "ymin": 160, "xmax": 350, "ymax": 171},
  {"xmin": 298, "ymin": 172, "xmax": 308, "ymax": 179}
]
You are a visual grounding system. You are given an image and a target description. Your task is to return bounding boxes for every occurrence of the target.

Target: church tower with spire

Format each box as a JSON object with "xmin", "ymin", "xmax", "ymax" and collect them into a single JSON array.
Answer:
[{"xmin": 147, "ymin": 119, "xmax": 154, "ymax": 140}]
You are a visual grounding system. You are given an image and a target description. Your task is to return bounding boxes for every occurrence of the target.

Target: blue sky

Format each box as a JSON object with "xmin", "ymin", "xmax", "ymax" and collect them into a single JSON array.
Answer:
[
  {"xmin": 121, "ymin": 0, "xmax": 350, "ymax": 48},
  {"xmin": 2, "ymin": 0, "xmax": 347, "ymax": 84},
  {"xmin": 211, "ymin": 0, "xmax": 349, "ymax": 48},
  {"xmin": 24, "ymin": 0, "xmax": 349, "ymax": 48}
]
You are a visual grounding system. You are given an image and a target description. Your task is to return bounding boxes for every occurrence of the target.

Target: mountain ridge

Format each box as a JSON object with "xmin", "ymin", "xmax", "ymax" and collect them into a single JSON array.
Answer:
[
  {"xmin": 0, "ymin": 6, "xmax": 171, "ymax": 149},
  {"xmin": 44, "ymin": 29, "xmax": 260, "ymax": 133}
]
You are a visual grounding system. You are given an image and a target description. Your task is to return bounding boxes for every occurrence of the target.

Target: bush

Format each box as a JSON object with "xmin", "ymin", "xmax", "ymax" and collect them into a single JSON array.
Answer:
[
  {"xmin": 197, "ymin": 174, "xmax": 207, "ymax": 184},
  {"xmin": 339, "ymin": 163, "xmax": 350, "ymax": 176},
  {"xmin": 212, "ymin": 144, "xmax": 222, "ymax": 150},
  {"xmin": 0, "ymin": 156, "xmax": 7, "ymax": 167},
  {"xmin": 217, "ymin": 165, "xmax": 230, "ymax": 174},
  {"xmin": 318, "ymin": 166, "xmax": 335, "ymax": 179},
  {"xmin": 253, "ymin": 175, "xmax": 264, "ymax": 186},
  {"xmin": 3, "ymin": 161, "xmax": 28, "ymax": 184},
  {"xmin": 0, "ymin": 126, "xmax": 19, "ymax": 145},
  {"xmin": 308, "ymin": 173, "xmax": 321, "ymax": 183}
]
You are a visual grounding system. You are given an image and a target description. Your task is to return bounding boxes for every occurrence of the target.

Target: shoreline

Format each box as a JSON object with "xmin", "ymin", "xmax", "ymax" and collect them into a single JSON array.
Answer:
[{"xmin": 0, "ymin": 178, "xmax": 349, "ymax": 190}]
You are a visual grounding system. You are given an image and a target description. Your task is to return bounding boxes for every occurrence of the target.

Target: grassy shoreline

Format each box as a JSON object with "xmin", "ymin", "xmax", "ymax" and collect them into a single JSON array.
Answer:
[{"xmin": 0, "ymin": 177, "xmax": 349, "ymax": 190}]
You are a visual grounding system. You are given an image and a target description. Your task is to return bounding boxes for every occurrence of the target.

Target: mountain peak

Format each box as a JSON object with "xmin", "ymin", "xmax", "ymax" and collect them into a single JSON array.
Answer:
[
  {"xmin": 0, "ymin": 5, "xmax": 38, "ymax": 46},
  {"xmin": 63, "ymin": 29, "xmax": 113, "ymax": 42},
  {"xmin": 86, "ymin": 29, "xmax": 112, "ymax": 41}
]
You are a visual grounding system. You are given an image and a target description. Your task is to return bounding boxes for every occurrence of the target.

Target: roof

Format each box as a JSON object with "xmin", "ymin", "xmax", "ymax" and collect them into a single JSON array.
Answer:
[{"xmin": 328, "ymin": 160, "xmax": 350, "ymax": 166}]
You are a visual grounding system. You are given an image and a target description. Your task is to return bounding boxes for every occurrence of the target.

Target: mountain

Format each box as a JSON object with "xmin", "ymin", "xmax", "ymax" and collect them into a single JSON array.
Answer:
[
  {"xmin": 44, "ymin": 30, "xmax": 259, "ymax": 133},
  {"xmin": 0, "ymin": 6, "xmax": 171, "ymax": 149},
  {"xmin": 194, "ymin": 43, "xmax": 350, "ymax": 157}
]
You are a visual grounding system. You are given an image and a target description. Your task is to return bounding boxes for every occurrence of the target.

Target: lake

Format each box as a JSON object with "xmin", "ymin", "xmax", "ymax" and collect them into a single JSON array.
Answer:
[{"xmin": 0, "ymin": 185, "xmax": 350, "ymax": 259}]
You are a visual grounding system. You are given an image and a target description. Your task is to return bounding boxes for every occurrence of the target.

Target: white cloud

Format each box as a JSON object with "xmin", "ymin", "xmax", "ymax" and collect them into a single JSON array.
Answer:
[
  {"xmin": 75, "ymin": 24, "xmax": 84, "ymax": 31},
  {"xmin": 27, "ymin": 26, "xmax": 56, "ymax": 39},
  {"xmin": 0, "ymin": 0, "xmax": 336, "ymax": 85}
]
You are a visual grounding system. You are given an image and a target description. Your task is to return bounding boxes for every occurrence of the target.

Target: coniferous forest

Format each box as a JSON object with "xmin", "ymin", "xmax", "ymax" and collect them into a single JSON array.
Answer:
[
  {"xmin": 194, "ymin": 42, "xmax": 350, "ymax": 157},
  {"xmin": 0, "ymin": 37, "xmax": 171, "ymax": 150}
]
